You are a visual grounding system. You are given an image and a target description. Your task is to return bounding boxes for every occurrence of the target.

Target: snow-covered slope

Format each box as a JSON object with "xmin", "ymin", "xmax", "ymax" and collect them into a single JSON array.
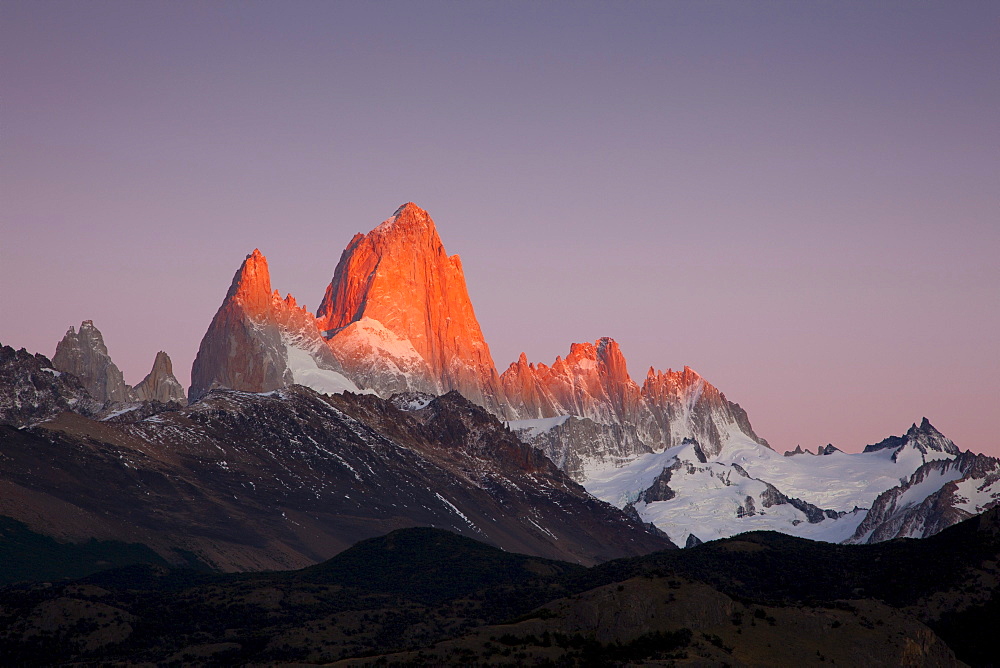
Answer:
[
  {"xmin": 848, "ymin": 449, "xmax": 1000, "ymax": 543},
  {"xmin": 582, "ymin": 419, "xmax": 980, "ymax": 547}
]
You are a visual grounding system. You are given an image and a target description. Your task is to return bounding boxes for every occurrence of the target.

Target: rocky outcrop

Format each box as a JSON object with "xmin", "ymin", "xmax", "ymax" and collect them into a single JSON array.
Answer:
[
  {"xmin": 641, "ymin": 365, "xmax": 768, "ymax": 458},
  {"xmin": 784, "ymin": 443, "xmax": 842, "ymax": 457},
  {"xmin": 863, "ymin": 417, "xmax": 960, "ymax": 458},
  {"xmin": 637, "ymin": 460, "xmax": 681, "ymax": 503},
  {"xmin": 49, "ymin": 322, "xmax": 186, "ymax": 407},
  {"xmin": 189, "ymin": 249, "xmax": 290, "ymax": 399},
  {"xmin": 503, "ymin": 338, "xmax": 769, "ymax": 472},
  {"xmin": 189, "ymin": 249, "xmax": 349, "ymax": 401},
  {"xmin": 131, "ymin": 351, "xmax": 185, "ymax": 404},
  {"xmin": 513, "ymin": 416, "xmax": 654, "ymax": 481},
  {"xmin": 317, "ymin": 203, "xmax": 506, "ymax": 415},
  {"xmin": 849, "ymin": 450, "xmax": 1000, "ymax": 544},
  {"xmin": 0, "ymin": 344, "xmax": 101, "ymax": 427},
  {"xmin": 51, "ymin": 321, "xmax": 129, "ymax": 403},
  {"xmin": 503, "ymin": 340, "xmax": 643, "ymax": 425}
]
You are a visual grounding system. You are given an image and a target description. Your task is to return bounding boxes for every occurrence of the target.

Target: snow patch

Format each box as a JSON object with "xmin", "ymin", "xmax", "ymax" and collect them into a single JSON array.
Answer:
[
  {"xmin": 332, "ymin": 317, "xmax": 426, "ymax": 365},
  {"xmin": 507, "ymin": 415, "xmax": 571, "ymax": 438},
  {"xmin": 399, "ymin": 396, "xmax": 433, "ymax": 411},
  {"xmin": 285, "ymin": 344, "xmax": 373, "ymax": 396},
  {"xmin": 952, "ymin": 475, "xmax": 1000, "ymax": 514},
  {"xmin": 896, "ymin": 467, "xmax": 966, "ymax": 509}
]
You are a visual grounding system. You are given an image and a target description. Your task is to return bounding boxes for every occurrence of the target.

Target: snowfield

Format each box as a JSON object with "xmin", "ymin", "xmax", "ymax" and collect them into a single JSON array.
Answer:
[{"xmin": 582, "ymin": 432, "xmax": 970, "ymax": 546}]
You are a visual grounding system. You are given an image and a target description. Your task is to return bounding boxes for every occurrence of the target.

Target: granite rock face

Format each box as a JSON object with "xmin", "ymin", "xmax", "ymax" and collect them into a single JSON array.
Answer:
[
  {"xmin": 189, "ymin": 249, "xmax": 347, "ymax": 401},
  {"xmin": 189, "ymin": 249, "xmax": 290, "ymax": 400},
  {"xmin": 503, "ymin": 338, "xmax": 770, "ymax": 477},
  {"xmin": 131, "ymin": 351, "xmax": 186, "ymax": 404},
  {"xmin": 51, "ymin": 320, "xmax": 130, "ymax": 403},
  {"xmin": 317, "ymin": 203, "xmax": 507, "ymax": 415}
]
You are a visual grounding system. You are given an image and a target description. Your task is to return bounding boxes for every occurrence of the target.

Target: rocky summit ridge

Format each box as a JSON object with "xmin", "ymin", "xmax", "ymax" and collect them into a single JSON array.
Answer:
[{"xmin": 52, "ymin": 320, "xmax": 130, "ymax": 403}]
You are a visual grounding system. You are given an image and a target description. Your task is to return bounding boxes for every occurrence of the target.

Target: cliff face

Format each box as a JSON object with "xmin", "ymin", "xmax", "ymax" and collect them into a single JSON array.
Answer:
[
  {"xmin": 190, "ymin": 249, "xmax": 355, "ymax": 401},
  {"xmin": 503, "ymin": 338, "xmax": 769, "ymax": 465},
  {"xmin": 131, "ymin": 351, "xmax": 186, "ymax": 404},
  {"xmin": 189, "ymin": 250, "xmax": 292, "ymax": 400},
  {"xmin": 51, "ymin": 321, "xmax": 130, "ymax": 403},
  {"xmin": 317, "ymin": 203, "xmax": 506, "ymax": 415}
]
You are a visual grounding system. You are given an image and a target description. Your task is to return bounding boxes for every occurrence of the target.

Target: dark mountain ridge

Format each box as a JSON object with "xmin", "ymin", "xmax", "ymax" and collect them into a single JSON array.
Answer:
[
  {"xmin": 1, "ymin": 507, "xmax": 996, "ymax": 666},
  {"xmin": 0, "ymin": 372, "xmax": 670, "ymax": 574}
]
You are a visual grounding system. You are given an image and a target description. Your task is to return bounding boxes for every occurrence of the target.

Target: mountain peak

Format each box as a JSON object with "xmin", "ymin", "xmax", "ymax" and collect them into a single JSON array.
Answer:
[
  {"xmin": 908, "ymin": 417, "xmax": 942, "ymax": 439},
  {"xmin": 189, "ymin": 249, "xmax": 294, "ymax": 400},
  {"xmin": 372, "ymin": 202, "xmax": 435, "ymax": 238},
  {"xmin": 132, "ymin": 351, "xmax": 186, "ymax": 404},
  {"xmin": 317, "ymin": 205, "xmax": 505, "ymax": 414},
  {"xmin": 153, "ymin": 350, "xmax": 173, "ymax": 375},
  {"xmin": 393, "ymin": 201, "xmax": 429, "ymax": 219},
  {"xmin": 226, "ymin": 249, "xmax": 272, "ymax": 318},
  {"xmin": 864, "ymin": 417, "xmax": 959, "ymax": 456},
  {"xmin": 51, "ymin": 319, "xmax": 129, "ymax": 403}
]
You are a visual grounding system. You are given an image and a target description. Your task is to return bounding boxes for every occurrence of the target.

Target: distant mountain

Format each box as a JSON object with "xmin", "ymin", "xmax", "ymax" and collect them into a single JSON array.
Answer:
[
  {"xmin": 190, "ymin": 204, "xmax": 507, "ymax": 413},
  {"xmin": 188, "ymin": 204, "xmax": 766, "ymax": 467},
  {"xmin": 504, "ymin": 341, "xmax": 769, "ymax": 478},
  {"xmin": 49, "ymin": 320, "xmax": 185, "ymax": 406},
  {"xmin": 585, "ymin": 415, "xmax": 998, "ymax": 546},
  {"xmin": 849, "ymin": 448, "xmax": 1000, "ymax": 543}
]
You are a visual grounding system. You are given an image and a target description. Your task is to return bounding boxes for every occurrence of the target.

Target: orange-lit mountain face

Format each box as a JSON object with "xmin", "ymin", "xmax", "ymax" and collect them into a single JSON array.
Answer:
[
  {"xmin": 189, "ymin": 203, "xmax": 765, "ymax": 462},
  {"xmin": 317, "ymin": 203, "xmax": 507, "ymax": 415},
  {"xmin": 501, "ymin": 338, "xmax": 769, "ymax": 462},
  {"xmin": 189, "ymin": 249, "xmax": 346, "ymax": 401}
]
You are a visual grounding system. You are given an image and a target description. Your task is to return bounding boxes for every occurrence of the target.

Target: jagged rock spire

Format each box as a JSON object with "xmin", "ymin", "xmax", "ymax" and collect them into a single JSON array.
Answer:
[
  {"xmin": 189, "ymin": 250, "xmax": 292, "ymax": 400},
  {"xmin": 132, "ymin": 351, "xmax": 186, "ymax": 404},
  {"xmin": 52, "ymin": 320, "xmax": 129, "ymax": 403}
]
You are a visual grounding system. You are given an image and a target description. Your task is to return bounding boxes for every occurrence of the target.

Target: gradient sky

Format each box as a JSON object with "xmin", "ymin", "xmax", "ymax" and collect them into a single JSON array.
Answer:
[{"xmin": 2, "ymin": 1, "xmax": 998, "ymax": 455}]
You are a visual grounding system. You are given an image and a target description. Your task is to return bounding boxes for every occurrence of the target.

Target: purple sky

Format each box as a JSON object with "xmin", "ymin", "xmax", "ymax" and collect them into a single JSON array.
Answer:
[{"xmin": 2, "ymin": 1, "xmax": 998, "ymax": 455}]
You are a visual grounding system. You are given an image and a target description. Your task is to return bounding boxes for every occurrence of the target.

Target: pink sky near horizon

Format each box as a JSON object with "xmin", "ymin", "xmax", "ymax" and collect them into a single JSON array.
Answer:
[{"xmin": 2, "ymin": 1, "xmax": 998, "ymax": 455}]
